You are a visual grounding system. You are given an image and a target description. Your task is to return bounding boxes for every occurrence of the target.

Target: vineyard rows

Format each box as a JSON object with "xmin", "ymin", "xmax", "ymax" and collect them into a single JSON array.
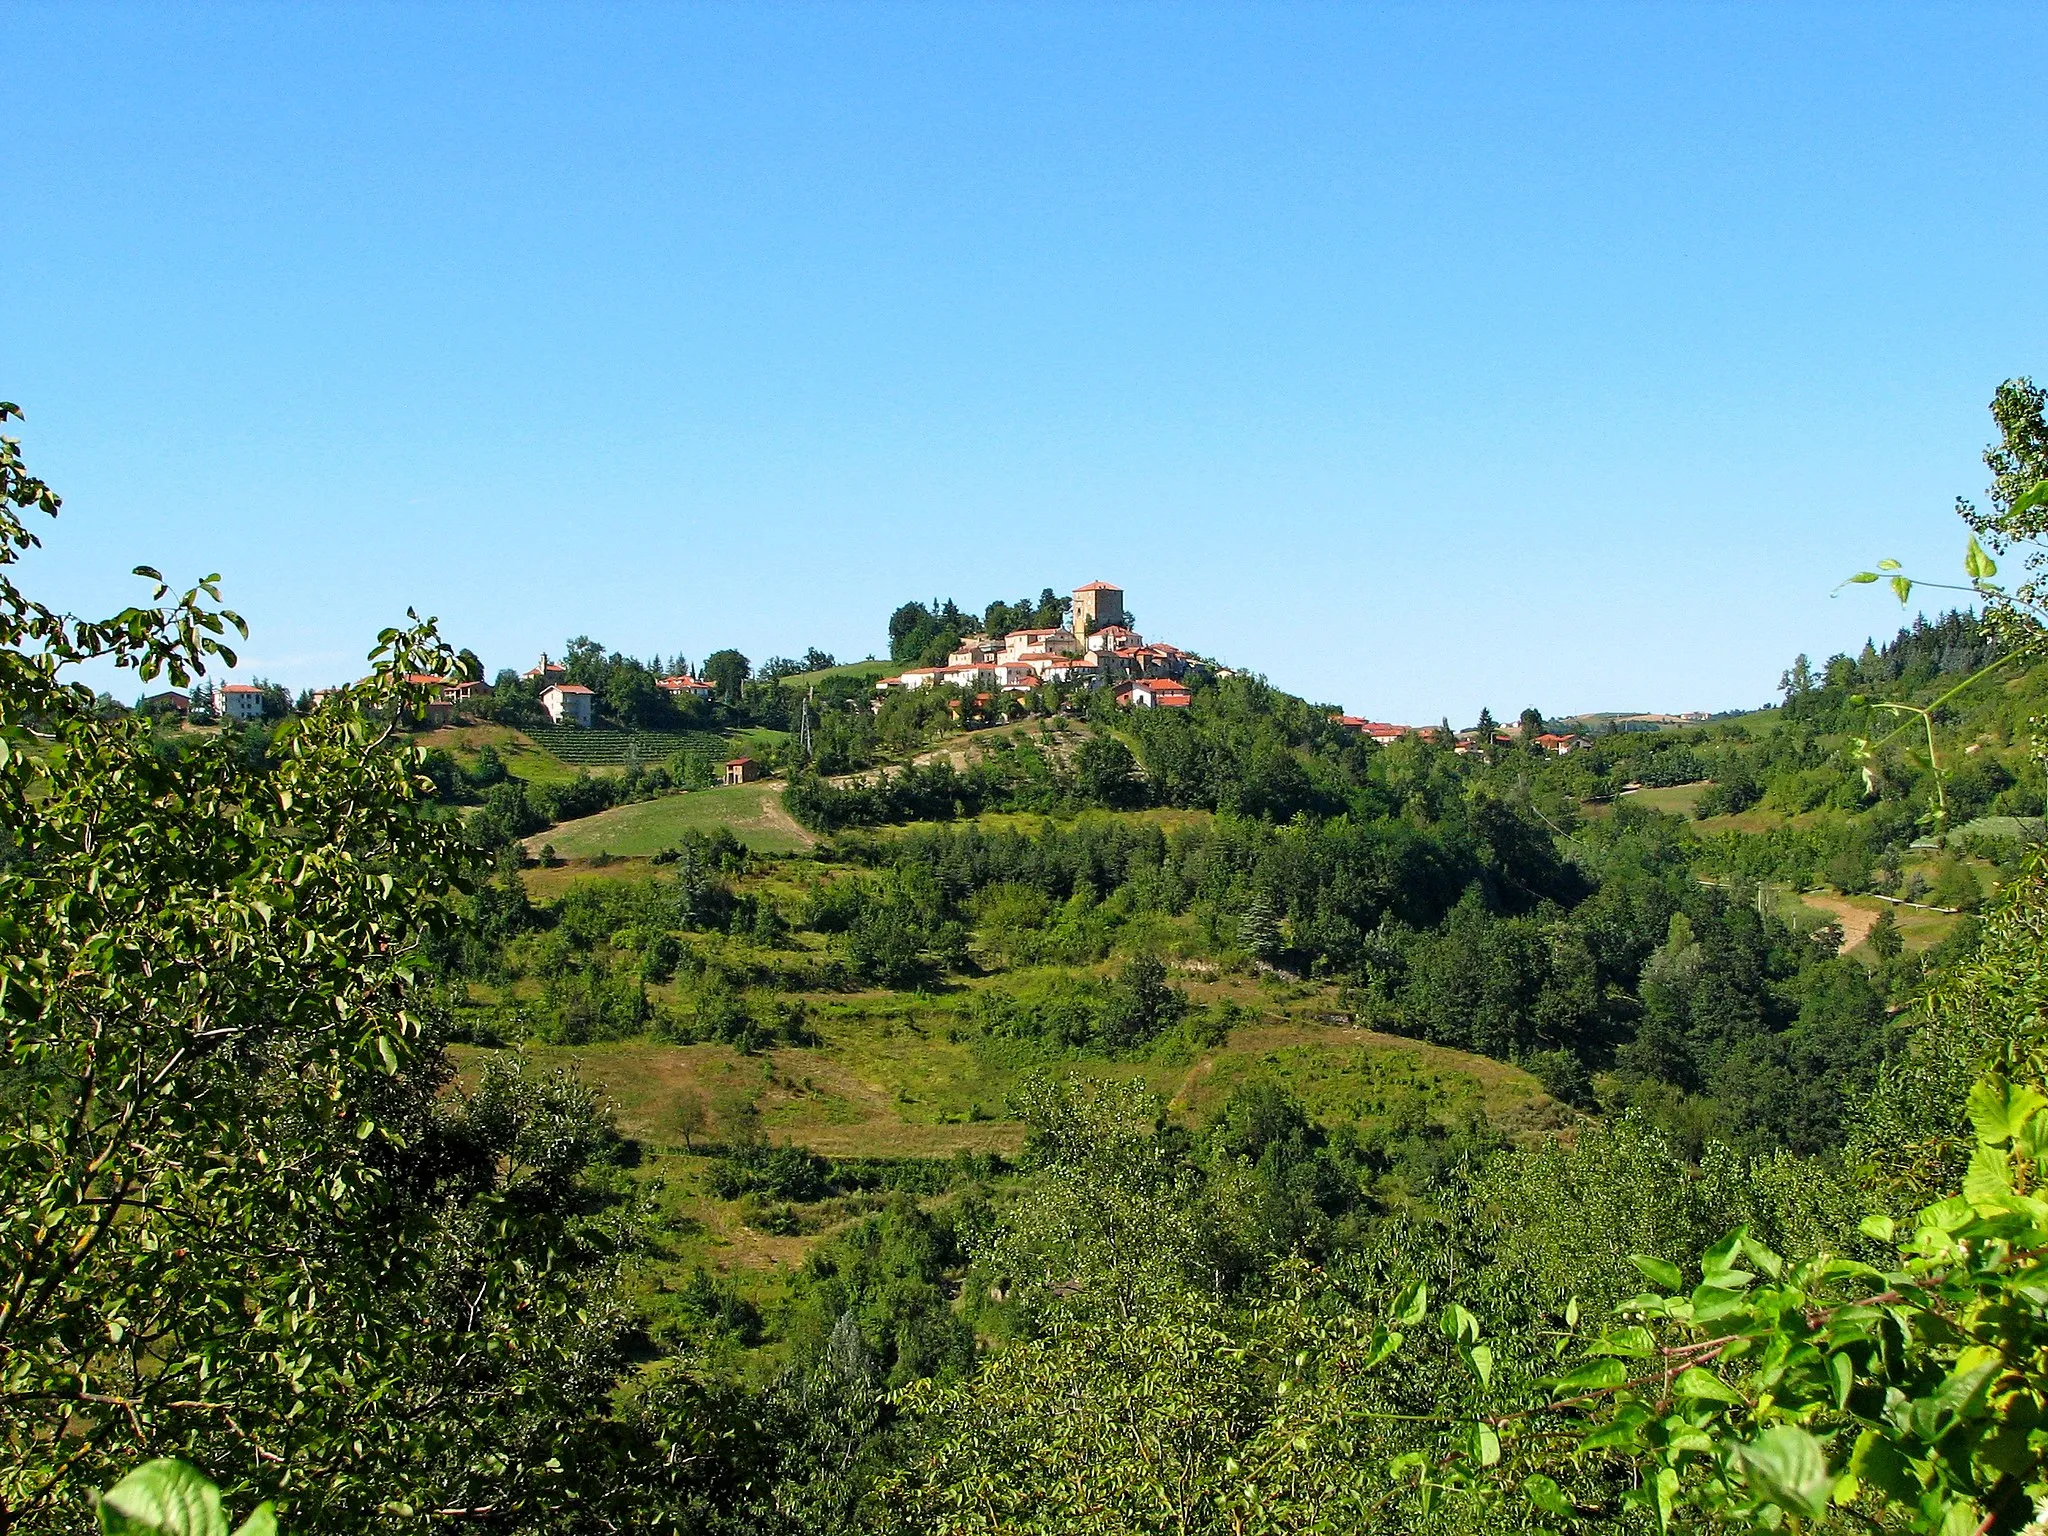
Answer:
[{"xmin": 523, "ymin": 727, "xmax": 735, "ymax": 766}]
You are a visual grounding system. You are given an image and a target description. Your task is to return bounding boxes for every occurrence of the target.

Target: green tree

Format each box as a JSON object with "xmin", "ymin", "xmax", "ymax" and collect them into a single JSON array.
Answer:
[
  {"xmin": 0, "ymin": 407, "xmax": 627, "ymax": 1533},
  {"xmin": 1071, "ymin": 731, "xmax": 1142, "ymax": 808},
  {"xmin": 703, "ymin": 647, "xmax": 751, "ymax": 704}
]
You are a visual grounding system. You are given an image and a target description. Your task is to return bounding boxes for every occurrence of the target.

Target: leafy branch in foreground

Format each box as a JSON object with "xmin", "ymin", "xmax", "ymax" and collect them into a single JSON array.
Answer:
[
  {"xmin": 1838, "ymin": 519, "xmax": 2046, "ymax": 834},
  {"xmin": 97, "ymin": 1461, "xmax": 276, "ymax": 1536},
  {"xmin": 1, "ymin": 405, "xmax": 631, "ymax": 1534}
]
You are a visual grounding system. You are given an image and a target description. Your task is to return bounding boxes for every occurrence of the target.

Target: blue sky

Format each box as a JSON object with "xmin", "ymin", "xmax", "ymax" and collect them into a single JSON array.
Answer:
[{"xmin": 8, "ymin": 2, "xmax": 2046, "ymax": 722}]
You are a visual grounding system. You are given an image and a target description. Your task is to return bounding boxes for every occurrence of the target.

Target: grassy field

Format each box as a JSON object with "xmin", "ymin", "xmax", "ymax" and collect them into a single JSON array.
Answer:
[
  {"xmin": 1618, "ymin": 781, "xmax": 1710, "ymax": 816},
  {"xmin": 414, "ymin": 722, "xmax": 589, "ymax": 786},
  {"xmin": 451, "ymin": 983, "xmax": 1564, "ymax": 1286},
  {"xmin": 526, "ymin": 781, "xmax": 816, "ymax": 858},
  {"xmin": 778, "ymin": 660, "xmax": 896, "ymax": 689}
]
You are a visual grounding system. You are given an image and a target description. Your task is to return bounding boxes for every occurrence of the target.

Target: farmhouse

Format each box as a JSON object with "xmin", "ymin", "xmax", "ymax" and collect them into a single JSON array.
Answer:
[
  {"xmin": 658, "ymin": 674, "xmax": 717, "ymax": 701},
  {"xmin": 542, "ymin": 682, "xmax": 596, "ymax": 726},
  {"xmin": 725, "ymin": 756, "xmax": 762, "ymax": 785},
  {"xmin": 219, "ymin": 684, "xmax": 268, "ymax": 722},
  {"xmin": 1115, "ymin": 678, "xmax": 1192, "ymax": 708},
  {"xmin": 1331, "ymin": 716, "xmax": 1417, "ymax": 745}
]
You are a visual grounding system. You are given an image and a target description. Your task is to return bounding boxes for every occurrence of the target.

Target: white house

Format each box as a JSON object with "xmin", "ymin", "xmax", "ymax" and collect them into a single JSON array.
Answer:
[
  {"xmin": 542, "ymin": 682, "xmax": 596, "ymax": 726},
  {"xmin": 1115, "ymin": 678, "xmax": 1191, "ymax": 708},
  {"xmin": 220, "ymin": 684, "xmax": 268, "ymax": 722}
]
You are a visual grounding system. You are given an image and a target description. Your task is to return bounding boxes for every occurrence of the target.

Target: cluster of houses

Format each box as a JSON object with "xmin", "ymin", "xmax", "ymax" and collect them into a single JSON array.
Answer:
[
  {"xmin": 516, "ymin": 654, "xmax": 719, "ymax": 726},
  {"xmin": 874, "ymin": 581, "xmax": 1200, "ymax": 709},
  {"xmin": 154, "ymin": 575, "xmax": 1616, "ymax": 759},
  {"xmin": 1328, "ymin": 715, "xmax": 1590, "ymax": 755}
]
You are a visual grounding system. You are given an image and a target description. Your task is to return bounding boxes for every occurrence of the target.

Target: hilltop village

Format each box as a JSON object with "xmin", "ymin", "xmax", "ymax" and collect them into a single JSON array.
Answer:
[{"xmin": 133, "ymin": 574, "xmax": 1694, "ymax": 759}]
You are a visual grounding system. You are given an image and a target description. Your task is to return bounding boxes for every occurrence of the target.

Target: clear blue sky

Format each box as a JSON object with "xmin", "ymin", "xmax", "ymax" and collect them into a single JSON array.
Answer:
[{"xmin": 9, "ymin": 2, "xmax": 2047, "ymax": 722}]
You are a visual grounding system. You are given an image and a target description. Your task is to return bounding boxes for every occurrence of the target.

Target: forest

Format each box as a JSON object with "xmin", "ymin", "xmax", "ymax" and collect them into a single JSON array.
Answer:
[{"xmin": 6, "ymin": 379, "xmax": 2048, "ymax": 1536}]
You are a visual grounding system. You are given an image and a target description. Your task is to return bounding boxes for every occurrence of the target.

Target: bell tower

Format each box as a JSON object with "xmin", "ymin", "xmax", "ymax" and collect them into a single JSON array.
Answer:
[{"xmin": 1072, "ymin": 581, "xmax": 1124, "ymax": 642}]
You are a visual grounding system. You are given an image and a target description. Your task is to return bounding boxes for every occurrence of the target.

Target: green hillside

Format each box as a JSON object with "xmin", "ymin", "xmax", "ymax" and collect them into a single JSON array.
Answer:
[{"xmin": 528, "ymin": 780, "xmax": 816, "ymax": 857}]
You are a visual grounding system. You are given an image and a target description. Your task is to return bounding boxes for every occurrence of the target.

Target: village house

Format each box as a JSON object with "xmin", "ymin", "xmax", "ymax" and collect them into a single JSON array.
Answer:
[
  {"xmin": 523, "ymin": 654, "xmax": 567, "ymax": 686},
  {"xmin": 219, "ymin": 684, "xmax": 268, "ymax": 723},
  {"xmin": 1534, "ymin": 732, "xmax": 1589, "ymax": 755},
  {"xmin": 725, "ymin": 756, "xmax": 762, "ymax": 785},
  {"xmin": 142, "ymin": 689, "xmax": 190, "ymax": 717},
  {"xmin": 542, "ymin": 682, "xmax": 595, "ymax": 726},
  {"xmin": 658, "ymin": 674, "xmax": 717, "ymax": 701},
  {"xmin": 1115, "ymin": 677, "xmax": 1192, "ymax": 708},
  {"xmin": 1331, "ymin": 715, "xmax": 1418, "ymax": 745}
]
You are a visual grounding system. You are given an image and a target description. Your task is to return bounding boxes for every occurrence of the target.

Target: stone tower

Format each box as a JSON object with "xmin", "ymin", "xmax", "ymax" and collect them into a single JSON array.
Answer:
[{"xmin": 1071, "ymin": 581, "xmax": 1125, "ymax": 642}]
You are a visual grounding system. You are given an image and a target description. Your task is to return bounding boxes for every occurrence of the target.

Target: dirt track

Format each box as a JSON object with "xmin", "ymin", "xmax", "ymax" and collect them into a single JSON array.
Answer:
[{"xmin": 1801, "ymin": 893, "xmax": 1880, "ymax": 951}]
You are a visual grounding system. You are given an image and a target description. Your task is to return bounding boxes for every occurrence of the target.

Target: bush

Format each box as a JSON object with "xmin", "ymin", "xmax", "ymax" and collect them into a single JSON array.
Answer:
[{"xmin": 708, "ymin": 1142, "xmax": 834, "ymax": 1202}]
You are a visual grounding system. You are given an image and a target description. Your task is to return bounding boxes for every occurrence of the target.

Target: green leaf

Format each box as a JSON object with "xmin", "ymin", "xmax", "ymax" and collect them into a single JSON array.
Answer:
[
  {"xmin": 1700, "ymin": 1230, "xmax": 1745, "ymax": 1280},
  {"xmin": 1963, "ymin": 1145, "xmax": 2015, "ymax": 1212},
  {"xmin": 1735, "ymin": 1425, "xmax": 1832, "ymax": 1520},
  {"xmin": 1554, "ymin": 1358, "xmax": 1629, "ymax": 1394},
  {"xmin": 1828, "ymin": 1350, "xmax": 1854, "ymax": 1409},
  {"xmin": 1524, "ymin": 1474, "xmax": 1573, "ymax": 1518},
  {"xmin": 98, "ymin": 1461, "xmax": 229, "ymax": 1536},
  {"xmin": 1393, "ymin": 1282, "xmax": 1429, "ymax": 1327},
  {"xmin": 1587, "ymin": 1325, "xmax": 1657, "ymax": 1359},
  {"xmin": 1737, "ymin": 1233, "xmax": 1783, "ymax": 1278},
  {"xmin": 1463, "ymin": 1343, "xmax": 1494, "ymax": 1389},
  {"xmin": 229, "ymin": 1506, "xmax": 277, "ymax": 1536},
  {"xmin": 1932, "ymin": 1345, "xmax": 2002, "ymax": 1417},
  {"xmin": 1437, "ymin": 1302, "xmax": 1480, "ymax": 1345},
  {"xmin": 375, "ymin": 1035, "xmax": 399, "ymax": 1075},
  {"xmin": 1463, "ymin": 1421, "xmax": 1501, "ymax": 1467},
  {"xmin": 1964, "ymin": 537, "xmax": 1997, "ymax": 580},
  {"xmin": 1653, "ymin": 1466, "xmax": 1679, "ymax": 1533},
  {"xmin": 1849, "ymin": 1429, "xmax": 1917, "ymax": 1502},
  {"xmin": 1858, "ymin": 1213, "xmax": 1895, "ymax": 1242},
  {"xmin": 2008, "ymin": 479, "xmax": 2048, "ymax": 517},
  {"xmin": 1891, "ymin": 575, "xmax": 1914, "ymax": 604},
  {"xmin": 2019, "ymin": 1109, "xmax": 2048, "ymax": 1168},
  {"xmin": 1628, "ymin": 1253, "xmax": 1684, "ymax": 1291},
  {"xmin": 1845, "ymin": 571, "xmax": 1880, "ymax": 584},
  {"xmin": 1966, "ymin": 1078, "xmax": 2046, "ymax": 1145},
  {"xmin": 1671, "ymin": 1366, "xmax": 1742, "ymax": 1404}
]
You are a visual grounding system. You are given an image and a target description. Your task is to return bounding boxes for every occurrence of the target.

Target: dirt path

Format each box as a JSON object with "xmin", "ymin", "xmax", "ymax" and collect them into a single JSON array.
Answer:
[
  {"xmin": 751, "ymin": 782, "xmax": 818, "ymax": 849},
  {"xmin": 1802, "ymin": 893, "xmax": 1881, "ymax": 951}
]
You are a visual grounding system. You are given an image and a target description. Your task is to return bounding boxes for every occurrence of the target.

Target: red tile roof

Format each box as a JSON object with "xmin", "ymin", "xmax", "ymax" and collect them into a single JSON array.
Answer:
[
  {"xmin": 1074, "ymin": 580, "xmax": 1121, "ymax": 592},
  {"xmin": 551, "ymin": 683, "xmax": 594, "ymax": 695}
]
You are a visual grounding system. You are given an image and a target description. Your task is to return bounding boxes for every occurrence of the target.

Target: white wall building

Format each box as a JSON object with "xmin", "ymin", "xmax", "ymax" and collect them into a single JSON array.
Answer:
[
  {"xmin": 543, "ymin": 683, "xmax": 596, "ymax": 726},
  {"xmin": 220, "ymin": 684, "xmax": 267, "ymax": 722}
]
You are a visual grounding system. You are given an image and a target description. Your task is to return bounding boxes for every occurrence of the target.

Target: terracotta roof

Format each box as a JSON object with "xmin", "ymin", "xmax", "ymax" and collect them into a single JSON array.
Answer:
[
  {"xmin": 726, "ymin": 757, "xmax": 753, "ymax": 765},
  {"xmin": 220, "ymin": 684, "xmax": 264, "ymax": 694},
  {"xmin": 550, "ymin": 683, "xmax": 594, "ymax": 695},
  {"xmin": 1074, "ymin": 580, "xmax": 1121, "ymax": 592}
]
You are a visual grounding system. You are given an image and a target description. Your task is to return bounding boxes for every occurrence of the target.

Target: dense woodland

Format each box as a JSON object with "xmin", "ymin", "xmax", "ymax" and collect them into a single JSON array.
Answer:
[{"xmin": 8, "ymin": 383, "xmax": 2048, "ymax": 1536}]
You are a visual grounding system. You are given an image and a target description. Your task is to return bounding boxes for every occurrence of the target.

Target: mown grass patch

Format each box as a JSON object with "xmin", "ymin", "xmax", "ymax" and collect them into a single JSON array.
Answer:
[
  {"xmin": 529, "ymin": 782, "xmax": 816, "ymax": 858},
  {"xmin": 1619, "ymin": 781, "xmax": 1710, "ymax": 816}
]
